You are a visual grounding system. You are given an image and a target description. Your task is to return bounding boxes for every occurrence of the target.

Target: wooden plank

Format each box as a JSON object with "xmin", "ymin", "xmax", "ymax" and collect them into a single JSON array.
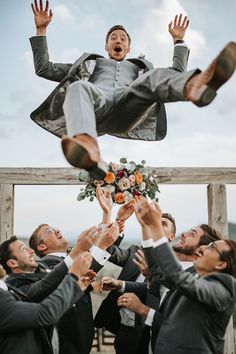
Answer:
[
  {"xmin": 0, "ymin": 184, "xmax": 14, "ymax": 243},
  {"xmin": 0, "ymin": 167, "xmax": 236, "ymax": 185},
  {"xmin": 207, "ymin": 184, "xmax": 228, "ymax": 237},
  {"xmin": 207, "ymin": 184, "xmax": 235, "ymax": 354}
]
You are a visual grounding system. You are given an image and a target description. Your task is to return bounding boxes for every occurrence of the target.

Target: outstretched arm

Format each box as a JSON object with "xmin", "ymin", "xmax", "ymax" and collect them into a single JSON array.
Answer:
[
  {"xmin": 30, "ymin": 0, "xmax": 71, "ymax": 81},
  {"xmin": 31, "ymin": 0, "xmax": 53, "ymax": 36}
]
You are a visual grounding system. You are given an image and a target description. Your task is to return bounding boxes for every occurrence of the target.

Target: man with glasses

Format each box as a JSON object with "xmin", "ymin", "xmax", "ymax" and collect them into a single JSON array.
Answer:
[
  {"xmin": 28, "ymin": 222, "xmax": 119, "ymax": 354},
  {"xmin": 132, "ymin": 198, "xmax": 236, "ymax": 354},
  {"xmin": 101, "ymin": 222, "xmax": 222, "ymax": 353}
]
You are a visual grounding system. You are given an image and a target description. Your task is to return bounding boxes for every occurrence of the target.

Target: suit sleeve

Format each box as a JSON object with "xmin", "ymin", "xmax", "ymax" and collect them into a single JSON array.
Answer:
[
  {"xmin": 30, "ymin": 36, "xmax": 72, "ymax": 82},
  {"xmin": 170, "ymin": 45, "xmax": 190, "ymax": 72},
  {"xmin": 19, "ymin": 262, "xmax": 68, "ymax": 302},
  {"xmin": 0, "ymin": 275, "xmax": 83, "ymax": 333},
  {"xmin": 108, "ymin": 245, "xmax": 131, "ymax": 267},
  {"xmin": 124, "ymin": 281, "xmax": 148, "ymax": 301},
  {"xmin": 152, "ymin": 243, "xmax": 236, "ymax": 311}
]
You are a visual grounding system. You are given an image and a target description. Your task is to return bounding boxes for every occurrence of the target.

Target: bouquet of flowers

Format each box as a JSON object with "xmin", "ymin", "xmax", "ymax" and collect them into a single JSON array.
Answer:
[{"xmin": 77, "ymin": 158, "xmax": 160, "ymax": 204}]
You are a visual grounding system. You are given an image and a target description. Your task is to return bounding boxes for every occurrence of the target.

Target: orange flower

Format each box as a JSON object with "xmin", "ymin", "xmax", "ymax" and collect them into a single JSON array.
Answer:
[
  {"xmin": 104, "ymin": 171, "xmax": 116, "ymax": 184},
  {"xmin": 114, "ymin": 192, "xmax": 125, "ymax": 204},
  {"xmin": 135, "ymin": 172, "xmax": 143, "ymax": 184}
]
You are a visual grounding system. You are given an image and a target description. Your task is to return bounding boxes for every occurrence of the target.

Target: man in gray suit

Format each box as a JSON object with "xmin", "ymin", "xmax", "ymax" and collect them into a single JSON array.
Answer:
[
  {"xmin": 30, "ymin": 1, "xmax": 236, "ymax": 178},
  {"xmin": 132, "ymin": 197, "xmax": 236, "ymax": 354}
]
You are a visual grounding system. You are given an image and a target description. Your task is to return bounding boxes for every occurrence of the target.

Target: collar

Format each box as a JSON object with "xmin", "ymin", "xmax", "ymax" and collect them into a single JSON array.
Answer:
[
  {"xmin": 0, "ymin": 279, "xmax": 8, "ymax": 291},
  {"xmin": 47, "ymin": 252, "xmax": 67, "ymax": 258},
  {"xmin": 180, "ymin": 261, "xmax": 193, "ymax": 270}
]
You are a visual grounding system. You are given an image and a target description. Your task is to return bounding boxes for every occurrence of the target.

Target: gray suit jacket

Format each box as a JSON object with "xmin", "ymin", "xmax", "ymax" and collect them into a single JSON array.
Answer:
[
  {"xmin": 149, "ymin": 243, "xmax": 236, "ymax": 354},
  {"xmin": 0, "ymin": 275, "xmax": 84, "ymax": 354},
  {"xmin": 29, "ymin": 36, "xmax": 189, "ymax": 142}
]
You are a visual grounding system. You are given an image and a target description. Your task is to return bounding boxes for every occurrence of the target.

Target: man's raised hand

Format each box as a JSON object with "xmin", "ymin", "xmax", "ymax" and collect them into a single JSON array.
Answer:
[
  {"xmin": 168, "ymin": 14, "xmax": 189, "ymax": 42},
  {"xmin": 31, "ymin": 0, "xmax": 53, "ymax": 35}
]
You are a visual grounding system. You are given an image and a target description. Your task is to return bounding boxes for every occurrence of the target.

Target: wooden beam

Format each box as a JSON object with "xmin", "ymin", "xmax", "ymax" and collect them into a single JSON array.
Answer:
[
  {"xmin": 0, "ymin": 184, "xmax": 14, "ymax": 243},
  {"xmin": 0, "ymin": 167, "xmax": 236, "ymax": 185},
  {"xmin": 207, "ymin": 184, "xmax": 235, "ymax": 354},
  {"xmin": 207, "ymin": 184, "xmax": 228, "ymax": 237}
]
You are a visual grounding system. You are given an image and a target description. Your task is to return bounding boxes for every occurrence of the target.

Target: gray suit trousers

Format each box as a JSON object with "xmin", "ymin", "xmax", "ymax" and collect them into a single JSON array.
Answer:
[{"xmin": 63, "ymin": 68, "xmax": 196, "ymax": 138}]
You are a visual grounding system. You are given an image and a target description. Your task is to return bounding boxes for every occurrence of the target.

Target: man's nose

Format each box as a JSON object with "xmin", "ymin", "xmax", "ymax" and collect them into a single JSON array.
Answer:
[{"xmin": 29, "ymin": 247, "xmax": 35, "ymax": 255}]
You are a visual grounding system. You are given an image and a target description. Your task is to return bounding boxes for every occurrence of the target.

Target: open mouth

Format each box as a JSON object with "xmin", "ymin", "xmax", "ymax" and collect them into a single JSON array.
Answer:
[{"xmin": 114, "ymin": 46, "xmax": 122, "ymax": 52}]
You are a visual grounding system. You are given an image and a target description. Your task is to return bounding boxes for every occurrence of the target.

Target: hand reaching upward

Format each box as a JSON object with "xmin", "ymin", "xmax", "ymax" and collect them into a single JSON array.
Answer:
[
  {"xmin": 31, "ymin": 0, "xmax": 53, "ymax": 35},
  {"xmin": 168, "ymin": 14, "xmax": 189, "ymax": 42}
]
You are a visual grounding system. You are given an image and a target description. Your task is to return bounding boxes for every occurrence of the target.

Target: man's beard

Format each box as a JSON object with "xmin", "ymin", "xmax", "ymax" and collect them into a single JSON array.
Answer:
[{"xmin": 173, "ymin": 244, "xmax": 196, "ymax": 256}]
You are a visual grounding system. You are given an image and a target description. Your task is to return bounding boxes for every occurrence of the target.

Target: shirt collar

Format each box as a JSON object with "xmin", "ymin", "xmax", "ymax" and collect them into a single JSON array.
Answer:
[
  {"xmin": 47, "ymin": 252, "xmax": 67, "ymax": 258},
  {"xmin": 180, "ymin": 261, "xmax": 193, "ymax": 270},
  {"xmin": 0, "ymin": 280, "xmax": 8, "ymax": 291}
]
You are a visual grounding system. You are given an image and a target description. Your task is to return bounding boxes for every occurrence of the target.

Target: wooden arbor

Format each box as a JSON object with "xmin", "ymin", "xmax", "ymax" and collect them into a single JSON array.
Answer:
[{"xmin": 0, "ymin": 166, "xmax": 236, "ymax": 353}]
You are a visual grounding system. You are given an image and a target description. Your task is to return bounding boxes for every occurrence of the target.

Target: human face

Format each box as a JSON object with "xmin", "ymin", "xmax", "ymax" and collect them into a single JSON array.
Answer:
[
  {"xmin": 105, "ymin": 29, "xmax": 130, "ymax": 61},
  {"xmin": 194, "ymin": 240, "xmax": 229, "ymax": 276},
  {"xmin": 37, "ymin": 225, "xmax": 68, "ymax": 254},
  {"xmin": 173, "ymin": 227, "xmax": 204, "ymax": 256},
  {"xmin": 161, "ymin": 217, "xmax": 175, "ymax": 241},
  {"xmin": 8, "ymin": 240, "xmax": 38, "ymax": 273}
]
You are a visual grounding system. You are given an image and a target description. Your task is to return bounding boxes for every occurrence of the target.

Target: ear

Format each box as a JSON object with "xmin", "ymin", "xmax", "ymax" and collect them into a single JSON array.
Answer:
[
  {"xmin": 37, "ymin": 243, "xmax": 47, "ymax": 252},
  {"xmin": 105, "ymin": 43, "xmax": 108, "ymax": 52},
  {"xmin": 168, "ymin": 233, "xmax": 175, "ymax": 242},
  {"xmin": 127, "ymin": 46, "xmax": 130, "ymax": 54},
  {"xmin": 7, "ymin": 258, "xmax": 18, "ymax": 270},
  {"xmin": 215, "ymin": 261, "xmax": 228, "ymax": 272}
]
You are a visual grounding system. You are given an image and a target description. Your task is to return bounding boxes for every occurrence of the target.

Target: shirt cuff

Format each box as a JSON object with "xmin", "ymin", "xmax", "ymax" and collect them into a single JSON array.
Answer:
[
  {"xmin": 64, "ymin": 255, "xmax": 73, "ymax": 268},
  {"xmin": 153, "ymin": 237, "xmax": 168, "ymax": 248},
  {"xmin": 142, "ymin": 239, "xmax": 153, "ymax": 248},
  {"xmin": 90, "ymin": 245, "xmax": 111, "ymax": 266},
  {"xmin": 145, "ymin": 308, "xmax": 156, "ymax": 326},
  {"xmin": 118, "ymin": 281, "xmax": 125, "ymax": 293},
  {"xmin": 174, "ymin": 43, "xmax": 188, "ymax": 47}
]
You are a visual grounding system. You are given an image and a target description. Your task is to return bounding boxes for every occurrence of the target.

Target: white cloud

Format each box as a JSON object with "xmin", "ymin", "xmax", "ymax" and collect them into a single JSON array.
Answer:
[
  {"xmin": 53, "ymin": 4, "xmax": 75, "ymax": 23},
  {"xmin": 132, "ymin": 0, "xmax": 206, "ymax": 67}
]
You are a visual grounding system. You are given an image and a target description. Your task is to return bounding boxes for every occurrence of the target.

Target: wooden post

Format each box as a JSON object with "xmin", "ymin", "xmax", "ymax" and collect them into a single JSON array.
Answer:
[
  {"xmin": 0, "ymin": 184, "xmax": 14, "ymax": 243},
  {"xmin": 207, "ymin": 184, "xmax": 235, "ymax": 354}
]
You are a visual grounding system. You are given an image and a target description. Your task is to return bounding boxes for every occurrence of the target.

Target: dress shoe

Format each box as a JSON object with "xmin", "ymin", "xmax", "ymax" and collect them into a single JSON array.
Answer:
[
  {"xmin": 61, "ymin": 134, "xmax": 107, "ymax": 179},
  {"xmin": 184, "ymin": 42, "xmax": 236, "ymax": 107}
]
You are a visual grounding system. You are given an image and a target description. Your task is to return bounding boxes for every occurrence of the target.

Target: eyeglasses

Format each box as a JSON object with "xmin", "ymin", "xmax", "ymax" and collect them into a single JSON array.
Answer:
[
  {"xmin": 44, "ymin": 227, "xmax": 57, "ymax": 236},
  {"xmin": 206, "ymin": 242, "xmax": 226, "ymax": 261},
  {"xmin": 39, "ymin": 227, "xmax": 57, "ymax": 245}
]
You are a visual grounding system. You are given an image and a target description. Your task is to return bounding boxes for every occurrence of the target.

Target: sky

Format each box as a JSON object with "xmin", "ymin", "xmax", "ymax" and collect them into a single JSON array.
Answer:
[{"xmin": 1, "ymin": 0, "xmax": 236, "ymax": 243}]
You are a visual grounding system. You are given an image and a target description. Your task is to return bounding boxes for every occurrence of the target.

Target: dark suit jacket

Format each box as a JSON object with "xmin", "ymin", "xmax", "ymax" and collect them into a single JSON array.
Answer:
[
  {"xmin": 0, "ymin": 275, "xmax": 83, "ymax": 354},
  {"xmin": 148, "ymin": 243, "xmax": 236, "ymax": 354},
  {"xmin": 94, "ymin": 244, "xmax": 150, "ymax": 336},
  {"xmin": 39, "ymin": 254, "xmax": 103, "ymax": 354}
]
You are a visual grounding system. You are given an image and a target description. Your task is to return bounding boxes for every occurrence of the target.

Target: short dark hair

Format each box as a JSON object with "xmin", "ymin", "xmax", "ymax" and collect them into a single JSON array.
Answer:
[
  {"xmin": 29, "ymin": 224, "xmax": 48, "ymax": 257},
  {"xmin": 162, "ymin": 212, "xmax": 176, "ymax": 234},
  {"xmin": 0, "ymin": 236, "xmax": 18, "ymax": 274},
  {"xmin": 198, "ymin": 224, "xmax": 223, "ymax": 246},
  {"xmin": 106, "ymin": 25, "xmax": 131, "ymax": 44},
  {"xmin": 220, "ymin": 239, "xmax": 236, "ymax": 278}
]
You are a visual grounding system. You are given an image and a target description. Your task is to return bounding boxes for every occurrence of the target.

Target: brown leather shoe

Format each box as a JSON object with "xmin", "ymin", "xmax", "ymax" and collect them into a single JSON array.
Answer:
[
  {"xmin": 61, "ymin": 134, "xmax": 107, "ymax": 179},
  {"xmin": 185, "ymin": 42, "xmax": 236, "ymax": 107}
]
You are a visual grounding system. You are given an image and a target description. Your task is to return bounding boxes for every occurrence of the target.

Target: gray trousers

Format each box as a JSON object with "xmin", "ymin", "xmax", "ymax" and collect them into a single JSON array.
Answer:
[{"xmin": 63, "ymin": 68, "xmax": 197, "ymax": 139}]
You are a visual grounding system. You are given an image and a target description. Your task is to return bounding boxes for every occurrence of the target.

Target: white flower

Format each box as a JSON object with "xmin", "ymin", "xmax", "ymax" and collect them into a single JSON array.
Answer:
[
  {"xmin": 139, "ymin": 182, "xmax": 146, "ymax": 191},
  {"xmin": 123, "ymin": 191, "xmax": 133, "ymax": 201},
  {"xmin": 118, "ymin": 177, "xmax": 131, "ymax": 191},
  {"xmin": 106, "ymin": 185, "xmax": 115, "ymax": 193}
]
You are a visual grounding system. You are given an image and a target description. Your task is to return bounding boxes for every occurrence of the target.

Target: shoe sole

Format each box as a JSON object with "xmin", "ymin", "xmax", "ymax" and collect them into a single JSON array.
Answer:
[
  {"xmin": 61, "ymin": 138, "xmax": 107, "ymax": 180},
  {"xmin": 195, "ymin": 42, "xmax": 236, "ymax": 107}
]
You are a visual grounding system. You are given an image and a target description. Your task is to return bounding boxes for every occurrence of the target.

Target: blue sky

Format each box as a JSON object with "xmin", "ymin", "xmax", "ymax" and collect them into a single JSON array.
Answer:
[{"xmin": 1, "ymin": 0, "xmax": 236, "ymax": 242}]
